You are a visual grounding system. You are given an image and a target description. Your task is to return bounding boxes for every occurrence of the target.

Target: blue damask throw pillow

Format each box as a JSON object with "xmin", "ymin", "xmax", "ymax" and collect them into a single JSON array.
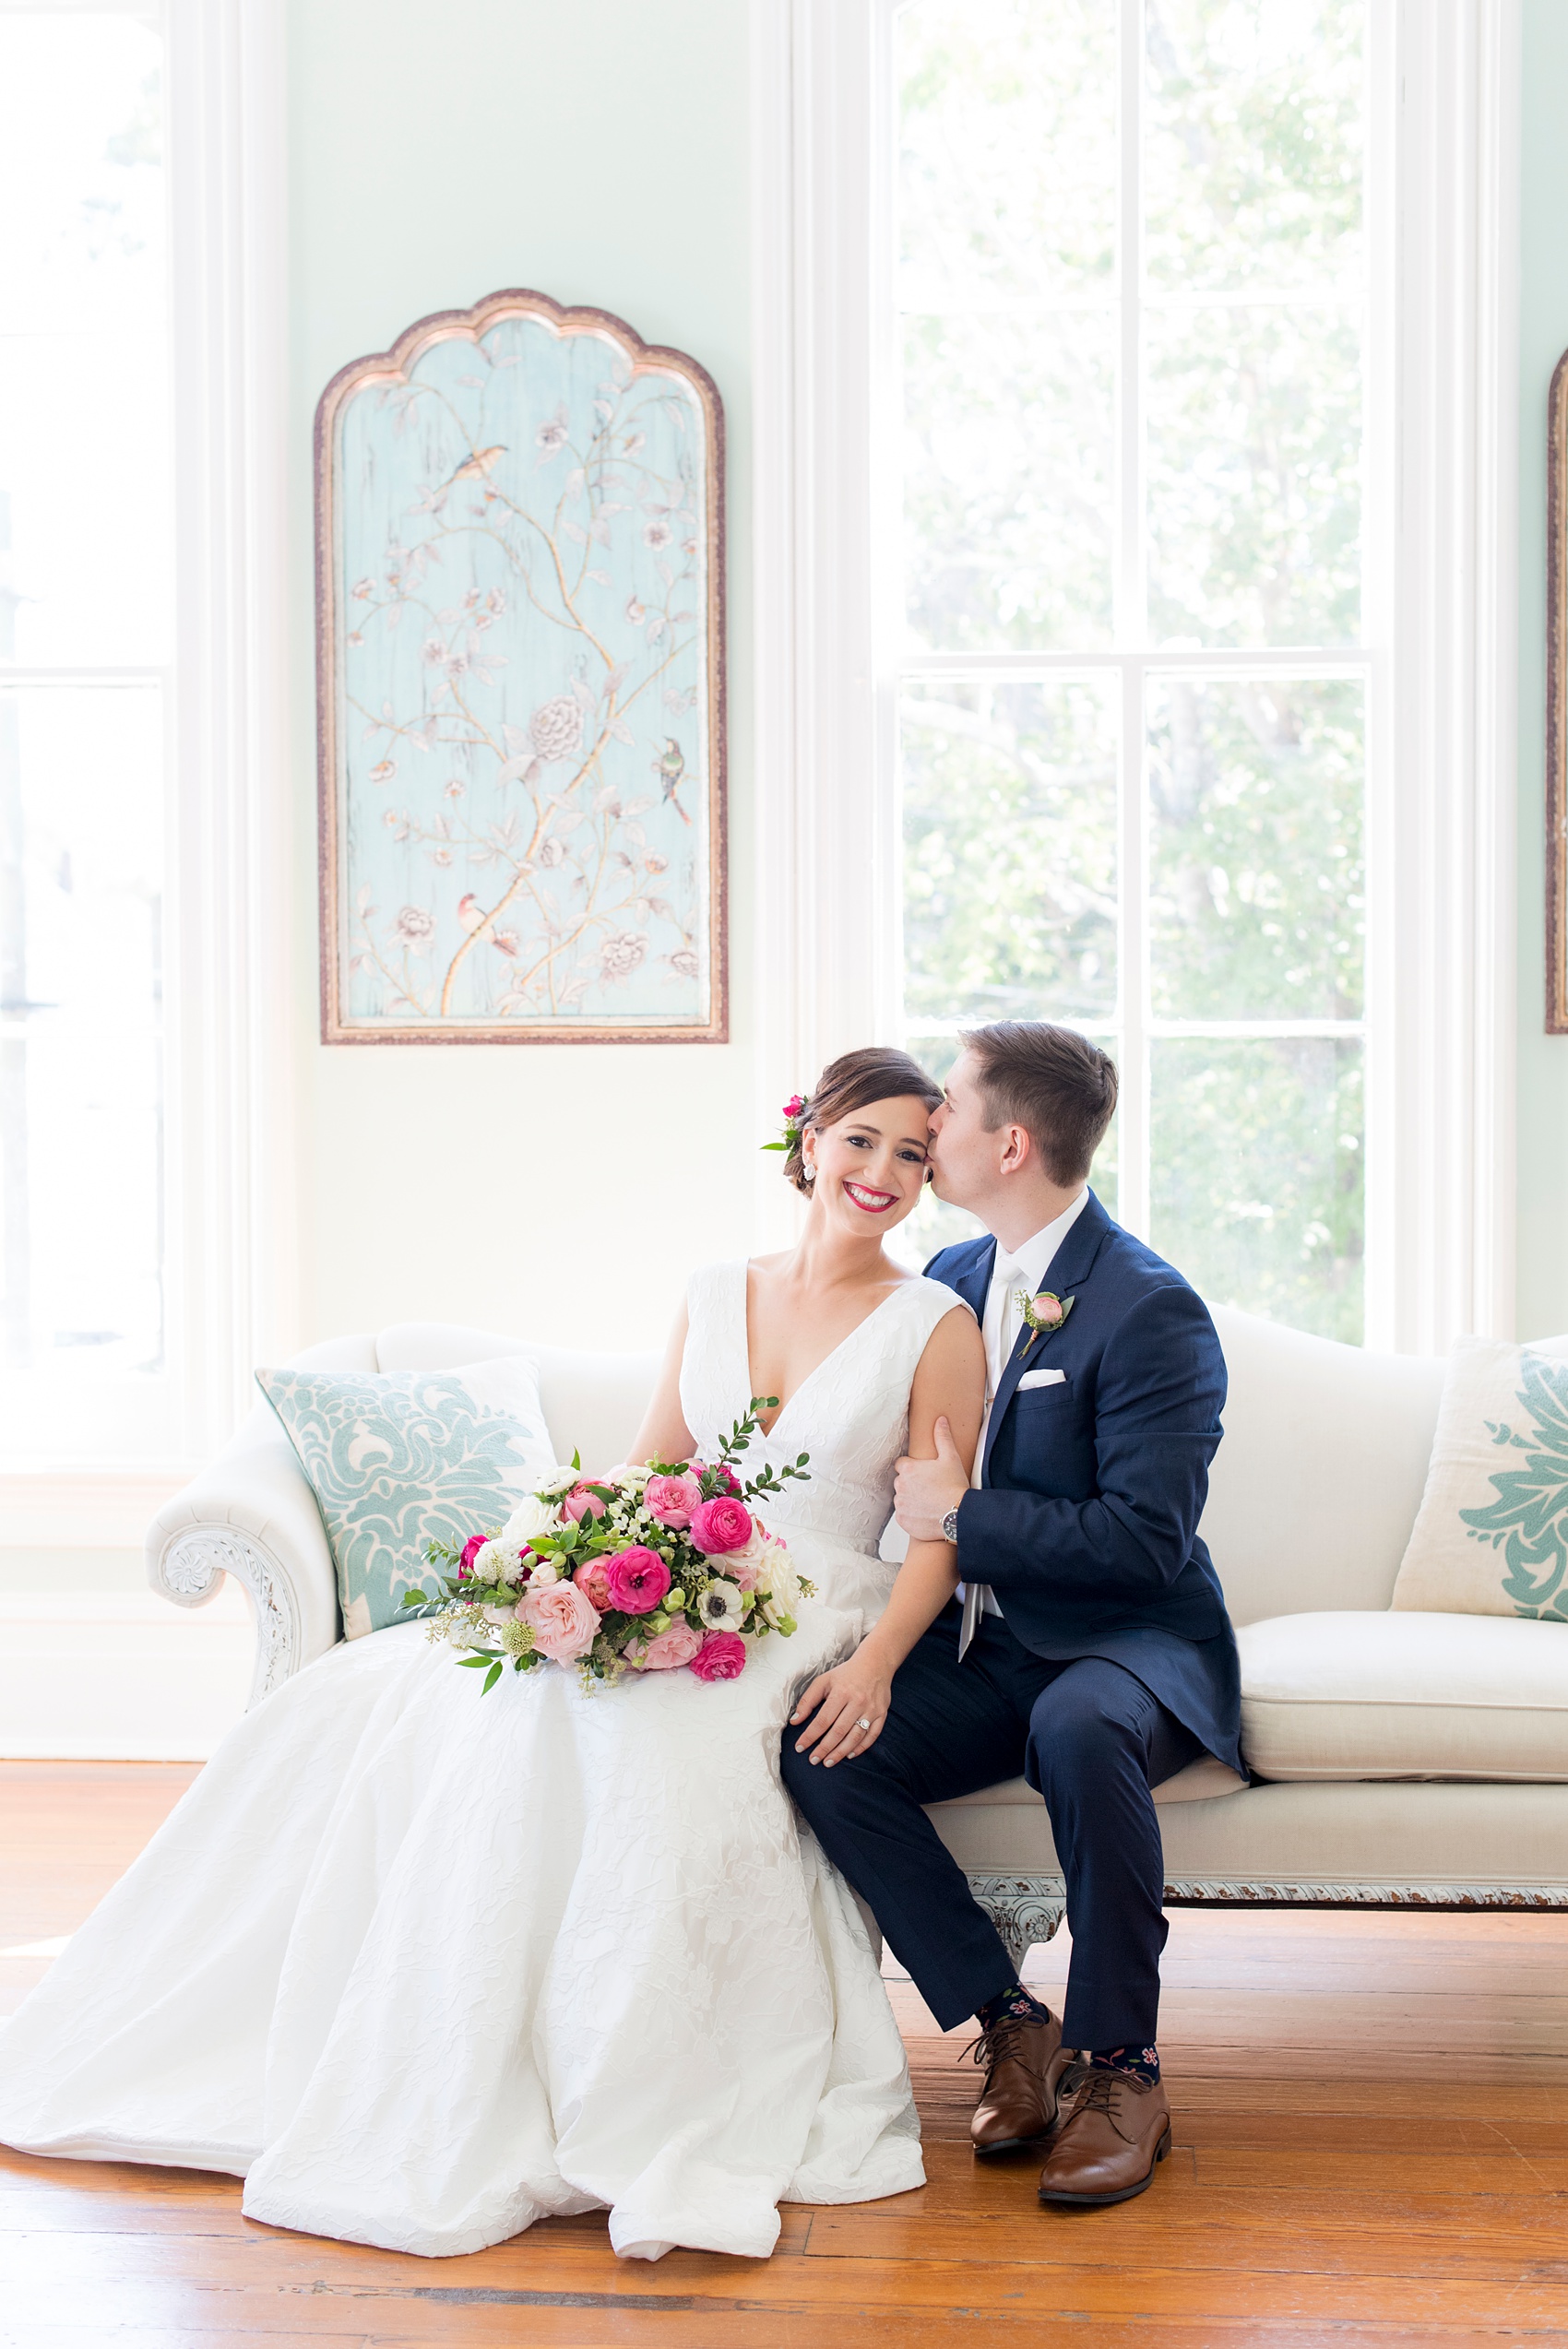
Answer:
[{"xmin": 257, "ymin": 1357, "xmax": 557, "ymax": 1639}]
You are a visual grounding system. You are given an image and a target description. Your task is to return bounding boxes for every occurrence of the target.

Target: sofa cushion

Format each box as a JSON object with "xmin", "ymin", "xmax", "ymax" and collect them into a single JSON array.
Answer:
[
  {"xmin": 1390, "ymin": 1336, "xmax": 1568, "ymax": 1621},
  {"xmin": 1238, "ymin": 1610, "xmax": 1568, "ymax": 1782},
  {"xmin": 926, "ymin": 1752, "xmax": 1247, "ymax": 1814},
  {"xmin": 256, "ymin": 1357, "xmax": 556, "ymax": 1639}
]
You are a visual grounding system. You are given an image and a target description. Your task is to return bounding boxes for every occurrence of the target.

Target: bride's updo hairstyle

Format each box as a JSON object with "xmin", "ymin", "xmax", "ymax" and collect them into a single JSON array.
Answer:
[{"xmin": 784, "ymin": 1046, "xmax": 943, "ymax": 1196}]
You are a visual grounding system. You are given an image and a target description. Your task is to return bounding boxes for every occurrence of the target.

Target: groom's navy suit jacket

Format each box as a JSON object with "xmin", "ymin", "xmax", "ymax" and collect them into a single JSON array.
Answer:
[{"xmin": 927, "ymin": 1190, "xmax": 1243, "ymax": 1776}]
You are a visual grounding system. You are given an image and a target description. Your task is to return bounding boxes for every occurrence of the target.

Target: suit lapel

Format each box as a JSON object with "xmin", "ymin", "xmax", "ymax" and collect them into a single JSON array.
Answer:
[{"xmin": 980, "ymin": 1191, "xmax": 1114, "ymax": 1484}]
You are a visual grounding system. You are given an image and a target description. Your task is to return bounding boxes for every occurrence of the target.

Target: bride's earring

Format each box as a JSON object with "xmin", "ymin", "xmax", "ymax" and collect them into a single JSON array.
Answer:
[{"xmin": 802, "ymin": 1163, "xmax": 816, "ymax": 1183}]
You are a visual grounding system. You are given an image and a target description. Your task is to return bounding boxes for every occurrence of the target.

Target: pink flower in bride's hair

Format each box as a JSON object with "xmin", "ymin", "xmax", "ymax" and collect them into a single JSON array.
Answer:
[
  {"xmin": 603, "ymin": 1545, "xmax": 672, "ymax": 1615},
  {"xmin": 689, "ymin": 1496, "xmax": 753, "ymax": 1555},
  {"xmin": 632, "ymin": 1619, "xmax": 702, "ymax": 1670},
  {"xmin": 644, "ymin": 1471, "xmax": 702, "ymax": 1528},
  {"xmin": 562, "ymin": 1481, "xmax": 606, "ymax": 1523},
  {"xmin": 457, "ymin": 1533, "xmax": 488, "ymax": 1581},
  {"xmin": 688, "ymin": 1629, "xmax": 747, "ymax": 1681},
  {"xmin": 572, "ymin": 1557, "xmax": 613, "ymax": 1613},
  {"xmin": 519, "ymin": 1577, "xmax": 600, "ymax": 1662},
  {"xmin": 782, "ymin": 1095, "xmax": 806, "ymax": 1121}
]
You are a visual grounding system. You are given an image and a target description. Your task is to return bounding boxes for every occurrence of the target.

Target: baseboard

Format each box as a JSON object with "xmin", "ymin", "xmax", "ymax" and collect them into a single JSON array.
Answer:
[{"xmin": 0, "ymin": 1588, "xmax": 252, "ymax": 1761}]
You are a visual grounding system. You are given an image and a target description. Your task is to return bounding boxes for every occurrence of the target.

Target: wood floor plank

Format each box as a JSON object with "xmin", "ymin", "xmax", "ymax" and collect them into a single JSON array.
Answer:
[{"xmin": 6, "ymin": 1760, "xmax": 1568, "ymax": 2347}]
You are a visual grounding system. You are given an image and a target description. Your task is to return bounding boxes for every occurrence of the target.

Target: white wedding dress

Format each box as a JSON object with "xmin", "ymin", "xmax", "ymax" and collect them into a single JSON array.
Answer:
[{"xmin": 0, "ymin": 1262, "xmax": 968, "ymax": 2262}]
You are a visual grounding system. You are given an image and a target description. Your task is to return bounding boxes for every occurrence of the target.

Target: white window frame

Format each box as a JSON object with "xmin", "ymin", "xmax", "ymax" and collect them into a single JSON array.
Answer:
[
  {"xmin": 0, "ymin": 0, "xmax": 293, "ymax": 1537},
  {"xmin": 751, "ymin": 0, "xmax": 1518, "ymax": 1354}
]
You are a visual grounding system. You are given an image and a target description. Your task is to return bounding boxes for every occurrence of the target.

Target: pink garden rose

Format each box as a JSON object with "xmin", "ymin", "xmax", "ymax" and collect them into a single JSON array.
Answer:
[
  {"xmin": 632, "ymin": 1619, "xmax": 703, "ymax": 1671},
  {"xmin": 1035, "ymin": 1294, "xmax": 1064, "ymax": 1328},
  {"xmin": 643, "ymin": 1471, "xmax": 703, "ymax": 1529},
  {"xmin": 572, "ymin": 1557, "xmax": 613, "ymax": 1613},
  {"xmin": 603, "ymin": 1545, "xmax": 672, "ymax": 1615},
  {"xmin": 518, "ymin": 1577, "xmax": 600, "ymax": 1663},
  {"xmin": 689, "ymin": 1495, "xmax": 753, "ymax": 1555},
  {"xmin": 688, "ymin": 1629, "xmax": 748, "ymax": 1681},
  {"xmin": 562, "ymin": 1480, "xmax": 607, "ymax": 1523},
  {"xmin": 457, "ymin": 1533, "xmax": 489, "ymax": 1581}
]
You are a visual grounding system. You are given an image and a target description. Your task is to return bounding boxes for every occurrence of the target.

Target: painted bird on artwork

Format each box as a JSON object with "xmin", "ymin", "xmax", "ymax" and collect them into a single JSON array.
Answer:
[
  {"xmin": 653, "ymin": 737, "xmax": 692, "ymax": 825},
  {"xmin": 445, "ymin": 445, "xmax": 507, "ymax": 490}
]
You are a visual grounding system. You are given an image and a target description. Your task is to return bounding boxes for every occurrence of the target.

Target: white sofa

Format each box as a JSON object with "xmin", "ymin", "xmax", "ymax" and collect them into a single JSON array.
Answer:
[{"xmin": 147, "ymin": 1309, "xmax": 1568, "ymax": 1965}]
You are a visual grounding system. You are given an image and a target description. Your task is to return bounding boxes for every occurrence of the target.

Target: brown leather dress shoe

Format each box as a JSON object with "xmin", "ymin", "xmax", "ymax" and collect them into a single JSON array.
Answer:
[
  {"xmin": 1037, "ymin": 2067, "xmax": 1171, "ymax": 2205},
  {"xmin": 967, "ymin": 2008, "xmax": 1073, "ymax": 2154}
]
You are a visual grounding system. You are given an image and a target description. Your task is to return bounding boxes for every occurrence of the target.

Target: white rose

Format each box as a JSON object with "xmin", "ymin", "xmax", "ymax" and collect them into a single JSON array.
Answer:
[
  {"xmin": 503, "ymin": 1493, "xmax": 562, "ymax": 1545},
  {"xmin": 695, "ymin": 1577, "xmax": 746, "ymax": 1631},
  {"xmin": 529, "ymin": 1559, "xmax": 561, "ymax": 1585}
]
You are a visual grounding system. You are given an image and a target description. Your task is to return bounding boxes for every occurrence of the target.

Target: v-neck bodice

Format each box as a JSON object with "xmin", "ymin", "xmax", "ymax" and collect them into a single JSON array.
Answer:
[{"xmin": 678, "ymin": 1259, "xmax": 973, "ymax": 1569}]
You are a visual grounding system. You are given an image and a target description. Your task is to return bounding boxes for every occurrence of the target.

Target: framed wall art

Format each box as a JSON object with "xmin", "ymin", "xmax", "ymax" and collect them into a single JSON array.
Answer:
[
  {"xmin": 315, "ymin": 288, "xmax": 726, "ymax": 1043},
  {"xmin": 1549, "ymin": 347, "xmax": 1568, "ymax": 1034}
]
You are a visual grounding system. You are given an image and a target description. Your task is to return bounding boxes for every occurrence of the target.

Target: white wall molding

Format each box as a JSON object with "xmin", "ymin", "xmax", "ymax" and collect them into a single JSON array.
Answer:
[
  {"xmin": 163, "ymin": 0, "xmax": 297, "ymax": 1457},
  {"xmin": 1381, "ymin": 0, "xmax": 1520, "ymax": 1349},
  {"xmin": 751, "ymin": 0, "xmax": 895, "ymax": 1245}
]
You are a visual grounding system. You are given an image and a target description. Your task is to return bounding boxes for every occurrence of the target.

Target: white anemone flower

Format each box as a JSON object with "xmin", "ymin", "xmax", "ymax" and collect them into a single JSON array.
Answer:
[
  {"xmin": 696, "ymin": 1578, "xmax": 746, "ymax": 1631},
  {"xmin": 533, "ymin": 1466, "xmax": 580, "ymax": 1499}
]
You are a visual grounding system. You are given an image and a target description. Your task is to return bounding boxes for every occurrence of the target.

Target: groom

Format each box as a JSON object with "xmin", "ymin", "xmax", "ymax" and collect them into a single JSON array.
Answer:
[{"xmin": 782, "ymin": 1021, "xmax": 1241, "ymax": 2209}]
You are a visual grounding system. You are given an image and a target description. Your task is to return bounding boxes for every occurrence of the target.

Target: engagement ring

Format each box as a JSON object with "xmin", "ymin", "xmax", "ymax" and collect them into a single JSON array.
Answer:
[{"xmin": 857, "ymin": 1716, "xmax": 872, "ymax": 1730}]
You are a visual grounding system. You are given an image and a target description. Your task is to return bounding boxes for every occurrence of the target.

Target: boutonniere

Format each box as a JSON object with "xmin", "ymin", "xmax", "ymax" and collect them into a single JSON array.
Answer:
[{"xmin": 1016, "ymin": 1289, "xmax": 1075, "ymax": 1358}]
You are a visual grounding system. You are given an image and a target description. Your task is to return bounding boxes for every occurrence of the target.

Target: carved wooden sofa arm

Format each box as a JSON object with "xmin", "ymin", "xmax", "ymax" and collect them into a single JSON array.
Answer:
[{"xmin": 144, "ymin": 1403, "xmax": 340, "ymax": 1709}]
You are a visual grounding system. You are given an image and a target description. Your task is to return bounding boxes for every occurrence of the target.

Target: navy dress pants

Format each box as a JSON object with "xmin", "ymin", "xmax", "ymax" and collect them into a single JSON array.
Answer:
[{"xmin": 780, "ymin": 1601, "xmax": 1201, "ymax": 2048}]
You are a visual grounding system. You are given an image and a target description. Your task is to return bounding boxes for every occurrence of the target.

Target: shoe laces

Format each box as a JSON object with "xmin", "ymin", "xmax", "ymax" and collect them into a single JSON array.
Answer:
[{"xmin": 961, "ymin": 2012, "xmax": 1033, "ymax": 2080}]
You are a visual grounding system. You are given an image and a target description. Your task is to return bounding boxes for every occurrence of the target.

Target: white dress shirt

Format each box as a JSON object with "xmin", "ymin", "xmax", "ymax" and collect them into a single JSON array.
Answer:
[{"xmin": 963, "ymin": 1186, "xmax": 1090, "ymax": 1638}]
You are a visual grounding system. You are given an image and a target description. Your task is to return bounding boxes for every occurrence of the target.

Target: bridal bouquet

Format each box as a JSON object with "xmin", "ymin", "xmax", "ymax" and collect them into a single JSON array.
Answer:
[{"xmin": 406, "ymin": 1399, "xmax": 814, "ymax": 1692}]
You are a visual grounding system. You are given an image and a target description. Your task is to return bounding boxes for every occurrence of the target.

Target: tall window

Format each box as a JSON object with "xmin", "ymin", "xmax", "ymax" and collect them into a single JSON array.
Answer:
[
  {"xmin": 0, "ymin": 1, "xmax": 173, "ymax": 1456},
  {"xmin": 890, "ymin": 0, "xmax": 1372, "ymax": 1343}
]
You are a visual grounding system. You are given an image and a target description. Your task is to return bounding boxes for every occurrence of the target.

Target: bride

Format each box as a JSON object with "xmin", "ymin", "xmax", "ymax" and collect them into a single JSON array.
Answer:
[{"xmin": 0, "ymin": 1046, "xmax": 985, "ymax": 2264}]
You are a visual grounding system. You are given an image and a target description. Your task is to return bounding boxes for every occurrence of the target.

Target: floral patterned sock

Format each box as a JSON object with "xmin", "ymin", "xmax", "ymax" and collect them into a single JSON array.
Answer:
[
  {"xmin": 975, "ymin": 1983, "xmax": 1051, "ymax": 2034},
  {"xmin": 1088, "ymin": 2044, "xmax": 1160, "ymax": 2086}
]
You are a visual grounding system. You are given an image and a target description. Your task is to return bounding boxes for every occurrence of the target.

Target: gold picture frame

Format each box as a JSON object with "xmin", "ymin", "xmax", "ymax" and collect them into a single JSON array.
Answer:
[{"xmin": 315, "ymin": 288, "xmax": 727, "ymax": 1044}]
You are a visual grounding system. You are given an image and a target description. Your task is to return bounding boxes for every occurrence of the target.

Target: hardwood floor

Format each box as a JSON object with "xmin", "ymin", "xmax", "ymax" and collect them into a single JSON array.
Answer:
[{"xmin": 2, "ymin": 1763, "xmax": 1565, "ymax": 2346}]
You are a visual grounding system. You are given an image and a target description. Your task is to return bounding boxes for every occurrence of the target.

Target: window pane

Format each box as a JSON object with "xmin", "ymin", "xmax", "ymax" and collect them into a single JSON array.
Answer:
[
  {"xmin": 1144, "ymin": 0, "xmax": 1365, "ymax": 297},
  {"xmin": 1149, "ymin": 1035, "xmax": 1363, "ymax": 1341},
  {"xmin": 897, "ymin": 0, "xmax": 1118, "ymax": 651},
  {"xmin": 0, "ymin": 685, "xmax": 165, "ymax": 1389},
  {"xmin": 902, "ymin": 311, "xmax": 1115, "ymax": 651},
  {"xmin": 1147, "ymin": 677, "xmax": 1364, "ymax": 1021},
  {"xmin": 1145, "ymin": 303, "xmax": 1362, "ymax": 647},
  {"xmin": 0, "ymin": 11, "xmax": 172, "ymax": 666},
  {"xmin": 898, "ymin": 0, "xmax": 1118, "ymax": 309},
  {"xmin": 902, "ymin": 677, "xmax": 1119, "ymax": 1029}
]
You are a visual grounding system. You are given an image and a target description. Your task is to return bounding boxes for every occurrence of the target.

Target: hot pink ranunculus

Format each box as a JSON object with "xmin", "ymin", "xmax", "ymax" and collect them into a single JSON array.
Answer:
[
  {"xmin": 457, "ymin": 1533, "xmax": 489, "ymax": 1581},
  {"xmin": 562, "ymin": 1481, "xmax": 607, "ymax": 1523},
  {"xmin": 634, "ymin": 1619, "xmax": 703, "ymax": 1670},
  {"xmin": 572, "ymin": 1557, "xmax": 613, "ymax": 1613},
  {"xmin": 603, "ymin": 1545, "xmax": 672, "ymax": 1615},
  {"xmin": 644, "ymin": 1471, "xmax": 703, "ymax": 1529},
  {"xmin": 519, "ymin": 1577, "xmax": 600, "ymax": 1662},
  {"xmin": 688, "ymin": 1629, "xmax": 747, "ymax": 1681},
  {"xmin": 689, "ymin": 1495, "xmax": 753, "ymax": 1555}
]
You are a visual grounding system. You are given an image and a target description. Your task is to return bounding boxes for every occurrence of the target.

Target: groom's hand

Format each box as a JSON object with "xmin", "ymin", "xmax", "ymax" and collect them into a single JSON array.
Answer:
[{"xmin": 894, "ymin": 1417, "xmax": 970, "ymax": 1544}]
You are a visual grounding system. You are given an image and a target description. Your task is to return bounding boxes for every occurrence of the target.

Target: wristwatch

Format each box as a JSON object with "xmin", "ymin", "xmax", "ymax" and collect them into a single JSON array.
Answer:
[{"xmin": 941, "ymin": 1503, "xmax": 961, "ymax": 1545}]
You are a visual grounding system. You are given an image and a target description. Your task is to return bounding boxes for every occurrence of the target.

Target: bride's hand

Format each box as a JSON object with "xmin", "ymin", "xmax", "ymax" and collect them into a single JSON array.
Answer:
[{"xmin": 789, "ymin": 1651, "xmax": 894, "ymax": 1767}]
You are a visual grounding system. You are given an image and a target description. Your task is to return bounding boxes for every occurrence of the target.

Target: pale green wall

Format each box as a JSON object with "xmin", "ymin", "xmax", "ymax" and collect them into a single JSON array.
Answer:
[
  {"xmin": 1517, "ymin": 0, "xmax": 1568, "ymax": 1339},
  {"xmin": 287, "ymin": 0, "xmax": 756, "ymax": 1354}
]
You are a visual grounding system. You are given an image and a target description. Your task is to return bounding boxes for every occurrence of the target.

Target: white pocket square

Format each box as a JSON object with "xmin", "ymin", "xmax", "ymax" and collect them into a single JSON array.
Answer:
[{"xmin": 1016, "ymin": 1367, "xmax": 1066, "ymax": 1391}]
